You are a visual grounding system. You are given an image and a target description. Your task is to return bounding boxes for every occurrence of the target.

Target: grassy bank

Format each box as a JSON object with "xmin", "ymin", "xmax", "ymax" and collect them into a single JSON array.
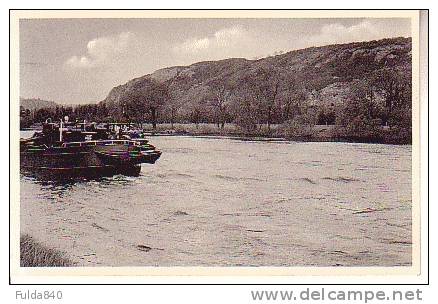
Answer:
[
  {"xmin": 20, "ymin": 234, "xmax": 73, "ymax": 267},
  {"xmin": 143, "ymin": 123, "xmax": 334, "ymax": 137},
  {"xmin": 141, "ymin": 123, "xmax": 411, "ymax": 145}
]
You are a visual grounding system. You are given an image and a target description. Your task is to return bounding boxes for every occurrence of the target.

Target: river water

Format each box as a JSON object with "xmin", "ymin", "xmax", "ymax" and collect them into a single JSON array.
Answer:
[{"xmin": 20, "ymin": 135, "xmax": 412, "ymax": 266}]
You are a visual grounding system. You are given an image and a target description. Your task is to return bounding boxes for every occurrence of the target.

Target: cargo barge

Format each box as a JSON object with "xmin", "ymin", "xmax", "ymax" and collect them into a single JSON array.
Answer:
[{"xmin": 20, "ymin": 120, "xmax": 162, "ymax": 179}]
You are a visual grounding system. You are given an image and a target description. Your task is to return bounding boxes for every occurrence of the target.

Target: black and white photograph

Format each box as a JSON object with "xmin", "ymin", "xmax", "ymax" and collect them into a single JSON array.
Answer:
[{"xmin": 9, "ymin": 9, "xmax": 426, "ymax": 283}]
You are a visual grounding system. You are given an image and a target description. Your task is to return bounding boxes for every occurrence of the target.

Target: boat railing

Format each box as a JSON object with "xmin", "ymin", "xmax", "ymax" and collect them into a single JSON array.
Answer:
[{"xmin": 61, "ymin": 139, "xmax": 144, "ymax": 148}]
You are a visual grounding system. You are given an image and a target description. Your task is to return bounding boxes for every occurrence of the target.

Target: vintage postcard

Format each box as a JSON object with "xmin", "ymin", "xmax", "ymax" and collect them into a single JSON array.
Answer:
[{"xmin": 9, "ymin": 9, "xmax": 428, "ymax": 284}]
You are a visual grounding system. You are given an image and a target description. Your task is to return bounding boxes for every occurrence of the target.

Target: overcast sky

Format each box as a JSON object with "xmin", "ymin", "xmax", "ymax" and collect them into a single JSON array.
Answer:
[{"xmin": 19, "ymin": 18, "xmax": 411, "ymax": 104}]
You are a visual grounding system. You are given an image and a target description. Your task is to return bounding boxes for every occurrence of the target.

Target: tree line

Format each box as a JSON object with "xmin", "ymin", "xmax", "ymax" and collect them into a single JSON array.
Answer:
[{"xmin": 20, "ymin": 65, "xmax": 412, "ymax": 144}]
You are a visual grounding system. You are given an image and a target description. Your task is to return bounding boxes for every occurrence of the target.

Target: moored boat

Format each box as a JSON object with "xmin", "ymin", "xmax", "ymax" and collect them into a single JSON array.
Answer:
[{"xmin": 20, "ymin": 119, "xmax": 162, "ymax": 179}]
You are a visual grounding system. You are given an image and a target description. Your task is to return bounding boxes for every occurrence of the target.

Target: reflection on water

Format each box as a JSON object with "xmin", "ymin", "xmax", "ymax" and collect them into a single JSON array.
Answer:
[{"xmin": 20, "ymin": 136, "xmax": 412, "ymax": 266}]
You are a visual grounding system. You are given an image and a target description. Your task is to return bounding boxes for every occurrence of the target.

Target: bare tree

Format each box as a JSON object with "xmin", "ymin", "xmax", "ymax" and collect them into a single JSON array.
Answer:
[
  {"xmin": 279, "ymin": 75, "xmax": 308, "ymax": 122},
  {"xmin": 117, "ymin": 78, "xmax": 168, "ymax": 129},
  {"xmin": 229, "ymin": 92, "xmax": 258, "ymax": 133},
  {"xmin": 244, "ymin": 66, "xmax": 281, "ymax": 131},
  {"xmin": 164, "ymin": 70, "xmax": 188, "ymax": 129},
  {"xmin": 206, "ymin": 78, "xmax": 237, "ymax": 129}
]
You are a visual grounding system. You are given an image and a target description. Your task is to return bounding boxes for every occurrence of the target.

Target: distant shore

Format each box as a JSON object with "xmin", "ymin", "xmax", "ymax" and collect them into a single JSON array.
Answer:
[{"xmin": 140, "ymin": 123, "xmax": 411, "ymax": 145}]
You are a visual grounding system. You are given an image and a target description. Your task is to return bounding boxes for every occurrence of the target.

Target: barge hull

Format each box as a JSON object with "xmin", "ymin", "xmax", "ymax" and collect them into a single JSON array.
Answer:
[{"xmin": 20, "ymin": 143, "xmax": 149, "ymax": 179}]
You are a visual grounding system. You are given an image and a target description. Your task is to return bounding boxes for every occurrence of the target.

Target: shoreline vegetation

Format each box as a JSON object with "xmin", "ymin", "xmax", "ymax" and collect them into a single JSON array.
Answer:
[
  {"xmin": 20, "ymin": 234, "xmax": 73, "ymax": 267},
  {"xmin": 22, "ymin": 122, "xmax": 411, "ymax": 145},
  {"xmin": 138, "ymin": 123, "xmax": 411, "ymax": 145}
]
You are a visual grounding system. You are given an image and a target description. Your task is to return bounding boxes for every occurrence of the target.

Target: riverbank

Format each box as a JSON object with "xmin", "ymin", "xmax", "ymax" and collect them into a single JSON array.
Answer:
[
  {"xmin": 20, "ymin": 234, "xmax": 73, "ymax": 267},
  {"xmin": 21, "ymin": 123, "xmax": 411, "ymax": 145},
  {"xmin": 140, "ymin": 123, "xmax": 411, "ymax": 145}
]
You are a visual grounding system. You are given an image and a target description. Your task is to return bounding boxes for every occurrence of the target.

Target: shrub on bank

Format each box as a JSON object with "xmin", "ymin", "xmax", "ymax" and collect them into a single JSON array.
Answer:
[{"xmin": 20, "ymin": 234, "xmax": 73, "ymax": 267}]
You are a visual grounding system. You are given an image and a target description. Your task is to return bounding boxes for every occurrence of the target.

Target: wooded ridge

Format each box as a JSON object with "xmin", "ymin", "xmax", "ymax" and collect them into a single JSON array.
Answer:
[{"xmin": 20, "ymin": 37, "xmax": 412, "ymax": 143}]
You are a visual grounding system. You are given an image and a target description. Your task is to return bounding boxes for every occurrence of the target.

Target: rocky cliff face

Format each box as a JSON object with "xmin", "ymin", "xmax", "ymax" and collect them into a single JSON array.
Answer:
[{"xmin": 102, "ymin": 37, "xmax": 411, "ymax": 111}]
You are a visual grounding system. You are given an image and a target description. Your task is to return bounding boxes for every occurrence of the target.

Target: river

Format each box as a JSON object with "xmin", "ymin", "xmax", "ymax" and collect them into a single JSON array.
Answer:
[{"xmin": 20, "ymin": 135, "xmax": 412, "ymax": 266}]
